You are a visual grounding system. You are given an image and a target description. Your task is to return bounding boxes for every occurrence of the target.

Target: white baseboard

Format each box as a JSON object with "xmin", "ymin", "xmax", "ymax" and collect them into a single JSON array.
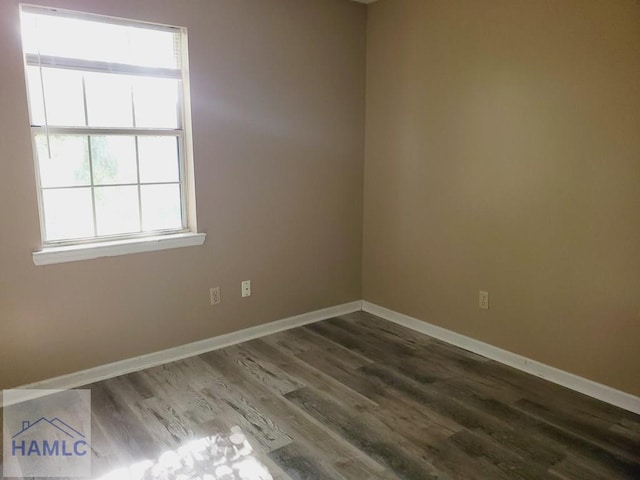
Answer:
[
  {"xmin": 4, "ymin": 301, "xmax": 362, "ymax": 406},
  {"xmin": 7, "ymin": 299, "xmax": 638, "ymax": 416},
  {"xmin": 362, "ymin": 301, "xmax": 640, "ymax": 415}
]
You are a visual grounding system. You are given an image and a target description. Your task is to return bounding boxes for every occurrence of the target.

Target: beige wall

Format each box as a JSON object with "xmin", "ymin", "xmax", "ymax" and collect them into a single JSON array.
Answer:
[
  {"xmin": 363, "ymin": 0, "xmax": 640, "ymax": 395},
  {"xmin": 0, "ymin": 0, "xmax": 366, "ymax": 389}
]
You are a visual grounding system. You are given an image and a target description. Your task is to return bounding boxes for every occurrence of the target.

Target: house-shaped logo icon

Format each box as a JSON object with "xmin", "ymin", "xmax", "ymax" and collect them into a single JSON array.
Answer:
[{"xmin": 12, "ymin": 417, "xmax": 88, "ymax": 457}]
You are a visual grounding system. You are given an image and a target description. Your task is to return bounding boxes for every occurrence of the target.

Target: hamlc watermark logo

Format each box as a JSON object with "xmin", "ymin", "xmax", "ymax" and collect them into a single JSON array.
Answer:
[
  {"xmin": 3, "ymin": 389, "xmax": 91, "ymax": 478},
  {"xmin": 12, "ymin": 417, "xmax": 88, "ymax": 457}
]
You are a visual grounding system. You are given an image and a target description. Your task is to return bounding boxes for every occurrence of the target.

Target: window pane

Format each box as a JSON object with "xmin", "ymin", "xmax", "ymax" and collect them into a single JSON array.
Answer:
[
  {"xmin": 95, "ymin": 186, "xmax": 140, "ymax": 236},
  {"xmin": 36, "ymin": 135, "xmax": 90, "ymax": 187},
  {"xmin": 42, "ymin": 68, "xmax": 85, "ymax": 126},
  {"xmin": 133, "ymin": 77, "xmax": 179, "ymax": 128},
  {"xmin": 91, "ymin": 136, "xmax": 137, "ymax": 185},
  {"xmin": 20, "ymin": 11, "xmax": 39, "ymax": 55},
  {"xmin": 141, "ymin": 184, "xmax": 182, "ymax": 231},
  {"xmin": 21, "ymin": 12, "xmax": 180, "ymax": 69},
  {"xmin": 85, "ymin": 72, "xmax": 133, "ymax": 127},
  {"xmin": 42, "ymin": 188, "xmax": 94, "ymax": 241},
  {"xmin": 21, "ymin": 12, "xmax": 128, "ymax": 64},
  {"xmin": 26, "ymin": 67, "xmax": 45, "ymax": 125},
  {"xmin": 128, "ymin": 28, "xmax": 181, "ymax": 69},
  {"xmin": 138, "ymin": 136, "xmax": 180, "ymax": 183}
]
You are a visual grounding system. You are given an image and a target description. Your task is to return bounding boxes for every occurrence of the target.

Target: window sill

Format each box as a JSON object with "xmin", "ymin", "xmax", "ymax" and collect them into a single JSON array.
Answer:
[{"xmin": 32, "ymin": 232, "xmax": 206, "ymax": 266}]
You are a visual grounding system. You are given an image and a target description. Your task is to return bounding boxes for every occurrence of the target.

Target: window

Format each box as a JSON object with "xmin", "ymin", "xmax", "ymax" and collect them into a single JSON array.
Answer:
[{"xmin": 20, "ymin": 6, "xmax": 204, "ymax": 264}]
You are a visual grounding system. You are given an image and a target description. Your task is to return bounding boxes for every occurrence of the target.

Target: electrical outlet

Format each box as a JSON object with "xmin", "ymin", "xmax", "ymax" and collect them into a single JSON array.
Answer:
[
  {"xmin": 241, "ymin": 280, "xmax": 251, "ymax": 298},
  {"xmin": 479, "ymin": 290, "xmax": 489, "ymax": 310},
  {"xmin": 210, "ymin": 287, "xmax": 221, "ymax": 305}
]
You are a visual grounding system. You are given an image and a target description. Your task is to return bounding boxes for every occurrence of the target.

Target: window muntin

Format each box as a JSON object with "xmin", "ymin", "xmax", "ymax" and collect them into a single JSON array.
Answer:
[{"xmin": 20, "ymin": 6, "xmax": 190, "ymax": 245}]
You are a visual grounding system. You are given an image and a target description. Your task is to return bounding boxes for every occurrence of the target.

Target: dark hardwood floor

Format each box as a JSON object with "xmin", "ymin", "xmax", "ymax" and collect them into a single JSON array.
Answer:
[{"xmin": 2, "ymin": 311, "xmax": 640, "ymax": 479}]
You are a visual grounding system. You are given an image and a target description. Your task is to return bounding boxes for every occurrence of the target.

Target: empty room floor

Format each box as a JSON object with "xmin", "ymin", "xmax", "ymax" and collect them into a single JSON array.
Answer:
[{"xmin": 2, "ymin": 311, "xmax": 639, "ymax": 479}]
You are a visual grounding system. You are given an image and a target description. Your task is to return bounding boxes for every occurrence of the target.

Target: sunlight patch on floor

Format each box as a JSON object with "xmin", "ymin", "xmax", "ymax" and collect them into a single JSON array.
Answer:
[{"xmin": 97, "ymin": 426, "xmax": 273, "ymax": 480}]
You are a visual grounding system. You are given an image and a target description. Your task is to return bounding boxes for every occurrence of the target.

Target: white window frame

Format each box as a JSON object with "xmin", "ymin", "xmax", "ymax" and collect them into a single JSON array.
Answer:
[{"xmin": 20, "ymin": 5, "xmax": 205, "ymax": 265}]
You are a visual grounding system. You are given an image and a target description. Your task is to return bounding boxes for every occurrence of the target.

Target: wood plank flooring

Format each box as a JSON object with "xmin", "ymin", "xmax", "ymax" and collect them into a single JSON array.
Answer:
[{"xmin": 2, "ymin": 311, "xmax": 639, "ymax": 479}]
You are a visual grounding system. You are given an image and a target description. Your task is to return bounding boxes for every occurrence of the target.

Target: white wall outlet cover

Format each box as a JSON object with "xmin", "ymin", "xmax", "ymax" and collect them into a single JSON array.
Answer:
[
  {"xmin": 479, "ymin": 291, "xmax": 489, "ymax": 310},
  {"xmin": 210, "ymin": 287, "xmax": 221, "ymax": 305},
  {"xmin": 241, "ymin": 280, "xmax": 251, "ymax": 298}
]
